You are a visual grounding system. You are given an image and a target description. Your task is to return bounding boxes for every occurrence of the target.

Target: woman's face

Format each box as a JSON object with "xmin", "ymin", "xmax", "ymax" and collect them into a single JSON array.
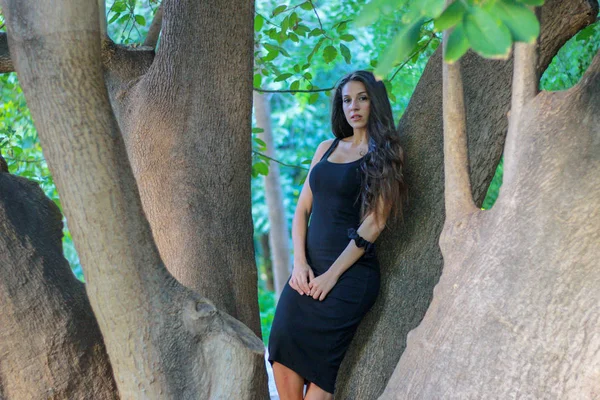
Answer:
[{"xmin": 342, "ymin": 80, "xmax": 370, "ymax": 131}]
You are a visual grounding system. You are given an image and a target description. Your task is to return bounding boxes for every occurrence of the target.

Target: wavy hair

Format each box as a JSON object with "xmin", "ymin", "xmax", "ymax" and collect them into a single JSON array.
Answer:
[{"xmin": 331, "ymin": 70, "xmax": 408, "ymax": 223}]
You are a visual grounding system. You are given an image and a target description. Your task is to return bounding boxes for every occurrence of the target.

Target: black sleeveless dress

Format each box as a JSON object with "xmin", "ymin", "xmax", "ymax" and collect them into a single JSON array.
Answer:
[{"xmin": 268, "ymin": 138, "xmax": 380, "ymax": 394}]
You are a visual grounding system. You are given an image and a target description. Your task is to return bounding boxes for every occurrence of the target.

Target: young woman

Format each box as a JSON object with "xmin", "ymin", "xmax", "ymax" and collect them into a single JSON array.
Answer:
[{"xmin": 268, "ymin": 70, "xmax": 407, "ymax": 400}]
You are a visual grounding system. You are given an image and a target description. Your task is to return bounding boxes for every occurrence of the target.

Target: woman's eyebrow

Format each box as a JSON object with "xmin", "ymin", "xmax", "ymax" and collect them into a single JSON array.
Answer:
[{"xmin": 343, "ymin": 91, "xmax": 368, "ymax": 97}]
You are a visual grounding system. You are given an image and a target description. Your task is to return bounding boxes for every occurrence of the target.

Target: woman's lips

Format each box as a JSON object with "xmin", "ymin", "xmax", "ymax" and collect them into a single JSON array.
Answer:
[{"xmin": 351, "ymin": 115, "xmax": 362, "ymax": 121}]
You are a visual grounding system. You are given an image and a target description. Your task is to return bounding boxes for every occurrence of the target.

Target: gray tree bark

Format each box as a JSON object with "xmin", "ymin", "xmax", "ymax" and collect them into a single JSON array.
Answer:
[
  {"xmin": 380, "ymin": 22, "xmax": 600, "ymax": 400},
  {"xmin": 336, "ymin": 1, "xmax": 599, "ymax": 398},
  {"xmin": 0, "ymin": 172, "xmax": 117, "ymax": 399},
  {"xmin": 253, "ymin": 91, "xmax": 292, "ymax": 296},
  {"xmin": 1, "ymin": 0, "xmax": 268, "ymax": 398},
  {"xmin": 105, "ymin": 0, "xmax": 262, "ymax": 337}
]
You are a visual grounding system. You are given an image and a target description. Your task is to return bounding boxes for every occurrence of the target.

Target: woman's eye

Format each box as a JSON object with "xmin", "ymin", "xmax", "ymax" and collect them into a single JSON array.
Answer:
[
  {"xmin": 360, "ymin": 96, "xmax": 368, "ymax": 101},
  {"xmin": 343, "ymin": 98, "xmax": 350, "ymax": 103}
]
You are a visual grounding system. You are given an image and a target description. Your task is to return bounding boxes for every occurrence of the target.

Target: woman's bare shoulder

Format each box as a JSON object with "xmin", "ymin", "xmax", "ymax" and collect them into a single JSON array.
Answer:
[{"xmin": 308, "ymin": 138, "xmax": 336, "ymax": 165}]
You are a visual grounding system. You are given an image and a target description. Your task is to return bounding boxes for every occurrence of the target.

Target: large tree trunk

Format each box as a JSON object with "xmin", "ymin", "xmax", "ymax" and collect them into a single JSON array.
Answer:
[
  {"xmin": 0, "ymin": 171, "xmax": 117, "ymax": 399},
  {"xmin": 253, "ymin": 91, "xmax": 292, "ymax": 296},
  {"xmin": 336, "ymin": 1, "xmax": 599, "ymax": 398},
  {"xmin": 380, "ymin": 29, "xmax": 600, "ymax": 400},
  {"xmin": 1, "ymin": 0, "xmax": 268, "ymax": 398},
  {"xmin": 103, "ymin": 0, "xmax": 262, "ymax": 337}
]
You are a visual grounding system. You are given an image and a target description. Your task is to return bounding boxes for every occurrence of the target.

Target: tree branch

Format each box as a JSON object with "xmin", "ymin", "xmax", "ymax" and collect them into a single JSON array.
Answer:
[
  {"xmin": 143, "ymin": 3, "xmax": 163, "ymax": 49},
  {"xmin": 253, "ymin": 150, "xmax": 309, "ymax": 170},
  {"xmin": 504, "ymin": 8, "xmax": 540, "ymax": 187},
  {"xmin": 442, "ymin": 1, "xmax": 477, "ymax": 220},
  {"xmin": 390, "ymin": 34, "xmax": 439, "ymax": 82},
  {"xmin": 0, "ymin": 32, "xmax": 14, "ymax": 73},
  {"xmin": 254, "ymin": 86, "xmax": 333, "ymax": 93}
]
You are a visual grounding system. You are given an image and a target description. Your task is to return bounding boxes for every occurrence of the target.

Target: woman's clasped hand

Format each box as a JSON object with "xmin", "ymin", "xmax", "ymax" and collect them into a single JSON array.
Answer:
[{"xmin": 289, "ymin": 262, "xmax": 338, "ymax": 301}]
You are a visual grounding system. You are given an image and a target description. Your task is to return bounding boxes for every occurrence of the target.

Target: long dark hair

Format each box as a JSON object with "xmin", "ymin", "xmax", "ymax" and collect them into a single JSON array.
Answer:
[{"xmin": 331, "ymin": 70, "xmax": 407, "ymax": 223}]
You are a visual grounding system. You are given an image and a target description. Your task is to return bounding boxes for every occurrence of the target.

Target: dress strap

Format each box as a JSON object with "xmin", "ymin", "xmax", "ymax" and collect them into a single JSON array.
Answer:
[{"xmin": 319, "ymin": 138, "xmax": 341, "ymax": 162}]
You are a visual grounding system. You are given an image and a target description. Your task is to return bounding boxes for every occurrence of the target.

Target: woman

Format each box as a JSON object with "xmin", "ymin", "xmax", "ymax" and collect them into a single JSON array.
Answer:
[{"xmin": 268, "ymin": 70, "xmax": 407, "ymax": 400}]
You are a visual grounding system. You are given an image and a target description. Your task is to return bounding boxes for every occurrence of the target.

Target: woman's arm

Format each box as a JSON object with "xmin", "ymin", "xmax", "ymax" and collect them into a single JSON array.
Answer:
[
  {"xmin": 308, "ymin": 198, "xmax": 390, "ymax": 301},
  {"xmin": 288, "ymin": 139, "xmax": 334, "ymax": 296}
]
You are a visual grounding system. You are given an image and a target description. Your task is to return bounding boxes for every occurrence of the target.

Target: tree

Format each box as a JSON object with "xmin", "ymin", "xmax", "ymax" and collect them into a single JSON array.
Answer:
[
  {"xmin": 0, "ymin": 0, "xmax": 268, "ymax": 397},
  {"xmin": 379, "ymin": 1, "xmax": 600, "ymax": 397},
  {"xmin": 253, "ymin": 91, "xmax": 292, "ymax": 297},
  {"xmin": 336, "ymin": 0, "xmax": 600, "ymax": 398},
  {"xmin": 1, "ymin": 0, "xmax": 598, "ymax": 399}
]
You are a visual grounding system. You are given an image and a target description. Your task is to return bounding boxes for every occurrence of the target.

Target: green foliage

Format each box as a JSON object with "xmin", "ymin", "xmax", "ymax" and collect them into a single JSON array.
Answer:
[
  {"xmin": 258, "ymin": 287, "xmax": 277, "ymax": 345},
  {"xmin": 481, "ymin": 157, "xmax": 503, "ymax": 210},
  {"xmin": 106, "ymin": 0, "xmax": 158, "ymax": 44},
  {"xmin": 361, "ymin": 0, "xmax": 544, "ymax": 73},
  {"xmin": 463, "ymin": 7, "xmax": 512, "ymax": 59},
  {"xmin": 540, "ymin": 17, "xmax": 600, "ymax": 91}
]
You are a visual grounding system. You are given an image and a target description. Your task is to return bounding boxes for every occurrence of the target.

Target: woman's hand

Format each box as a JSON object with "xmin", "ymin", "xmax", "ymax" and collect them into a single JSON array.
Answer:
[
  {"xmin": 289, "ymin": 261, "xmax": 315, "ymax": 296},
  {"xmin": 308, "ymin": 272, "xmax": 338, "ymax": 301}
]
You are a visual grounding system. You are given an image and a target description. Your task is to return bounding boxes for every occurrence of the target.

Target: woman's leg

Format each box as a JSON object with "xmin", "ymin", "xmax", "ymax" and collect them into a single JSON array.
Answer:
[
  {"xmin": 272, "ymin": 362, "xmax": 305, "ymax": 400},
  {"xmin": 304, "ymin": 382, "xmax": 333, "ymax": 400}
]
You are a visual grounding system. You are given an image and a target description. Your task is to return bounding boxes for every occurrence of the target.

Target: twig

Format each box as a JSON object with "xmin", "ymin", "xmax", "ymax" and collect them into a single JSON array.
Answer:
[
  {"xmin": 253, "ymin": 151, "xmax": 308, "ymax": 170},
  {"xmin": 4, "ymin": 157, "xmax": 45, "ymax": 164},
  {"xmin": 254, "ymin": 86, "xmax": 333, "ymax": 94},
  {"xmin": 308, "ymin": 0, "xmax": 332, "ymax": 40},
  {"xmin": 390, "ymin": 34, "xmax": 439, "ymax": 82}
]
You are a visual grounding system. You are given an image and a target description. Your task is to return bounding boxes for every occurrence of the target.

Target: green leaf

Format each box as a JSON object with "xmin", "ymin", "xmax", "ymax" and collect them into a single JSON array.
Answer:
[
  {"xmin": 112, "ymin": 1, "xmax": 127, "ymax": 13},
  {"xmin": 303, "ymin": 72, "xmax": 313, "ymax": 80},
  {"xmin": 290, "ymin": 80, "xmax": 300, "ymax": 91},
  {"xmin": 336, "ymin": 21, "xmax": 348, "ymax": 33},
  {"xmin": 134, "ymin": 15, "xmax": 146, "ymax": 26},
  {"xmin": 289, "ymin": 12, "xmax": 298, "ymax": 27},
  {"xmin": 444, "ymin": 22, "xmax": 470, "ymax": 63},
  {"xmin": 492, "ymin": 0, "xmax": 540, "ymax": 43},
  {"xmin": 323, "ymin": 45, "xmax": 338, "ymax": 63},
  {"xmin": 308, "ymin": 93, "xmax": 319, "ymax": 104},
  {"xmin": 295, "ymin": 24, "xmax": 311, "ymax": 36},
  {"xmin": 262, "ymin": 50, "xmax": 279, "ymax": 62},
  {"xmin": 253, "ymin": 74, "xmax": 262, "ymax": 88},
  {"xmin": 254, "ymin": 138, "xmax": 267, "ymax": 148},
  {"xmin": 264, "ymin": 43, "xmax": 289, "ymax": 57},
  {"xmin": 414, "ymin": 0, "xmax": 445, "ymax": 18},
  {"xmin": 252, "ymin": 127, "xmax": 265, "ymax": 133},
  {"xmin": 339, "ymin": 34, "xmax": 356, "ymax": 42},
  {"xmin": 308, "ymin": 37, "xmax": 326, "ymax": 62},
  {"xmin": 255, "ymin": 14, "xmax": 265, "ymax": 32},
  {"xmin": 117, "ymin": 14, "xmax": 129, "ymax": 24},
  {"xmin": 289, "ymin": 32, "xmax": 300, "ymax": 42},
  {"xmin": 434, "ymin": 1, "xmax": 467, "ymax": 32},
  {"xmin": 274, "ymin": 73, "xmax": 293, "ymax": 82},
  {"xmin": 272, "ymin": 5, "xmax": 287, "ymax": 17},
  {"xmin": 108, "ymin": 12, "xmax": 121, "ymax": 24},
  {"xmin": 309, "ymin": 28, "xmax": 325, "ymax": 37},
  {"xmin": 374, "ymin": 18, "xmax": 425, "ymax": 78},
  {"xmin": 356, "ymin": 0, "xmax": 407, "ymax": 27},
  {"xmin": 301, "ymin": 159, "xmax": 312, "ymax": 164},
  {"xmin": 463, "ymin": 7, "xmax": 512, "ymax": 59},
  {"xmin": 254, "ymin": 161, "xmax": 269, "ymax": 176},
  {"xmin": 281, "ymin": 16, "xmax": 289, "ymax": 33},
  {"xmin": 340, "ymin": 43, "xmax": 352, "ymax": 64},
  {"xmin": 300, "ymin": 1, "xmax": 313, "ymax": 10}
]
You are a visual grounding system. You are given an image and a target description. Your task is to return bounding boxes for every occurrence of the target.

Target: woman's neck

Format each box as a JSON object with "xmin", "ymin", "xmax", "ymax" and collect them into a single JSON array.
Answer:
[{"xmin": 349, "ymin": 128, "xmax": 368, "ymax": 146}]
